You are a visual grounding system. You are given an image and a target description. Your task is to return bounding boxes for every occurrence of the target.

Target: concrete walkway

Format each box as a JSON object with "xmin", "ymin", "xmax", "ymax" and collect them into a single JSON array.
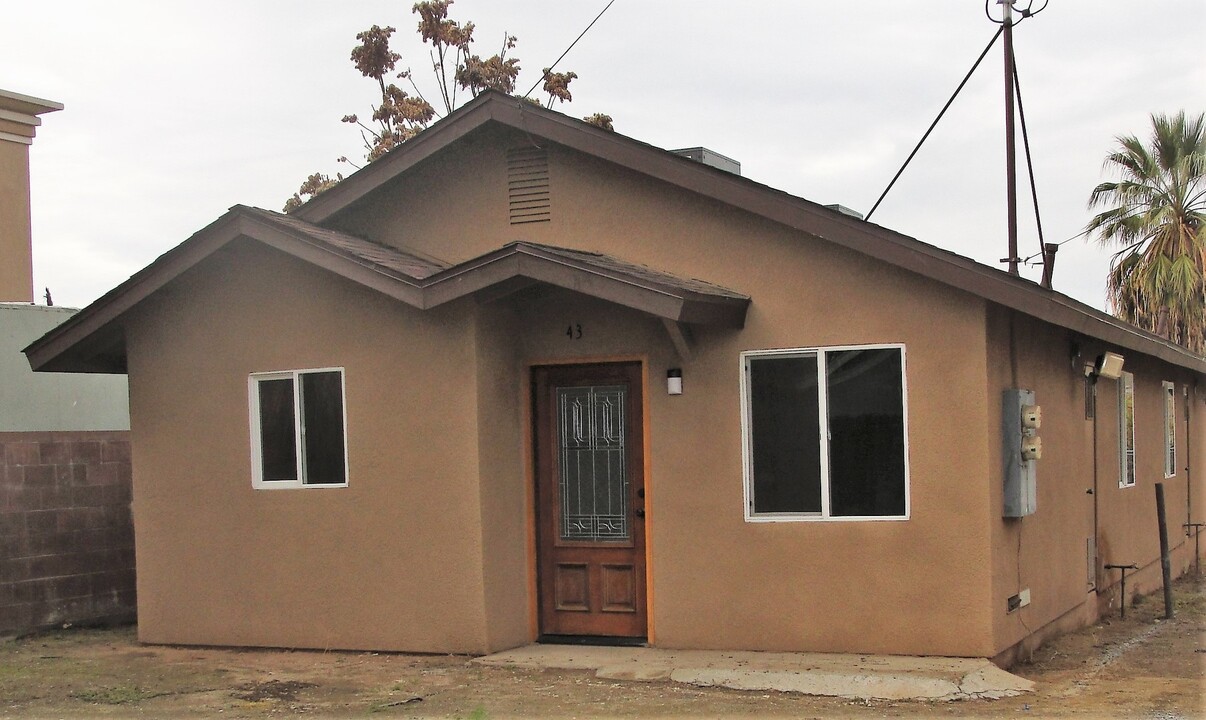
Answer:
[{"xmin": 475, "ymin": 645, "xmax": 1035, "ymax": 701}]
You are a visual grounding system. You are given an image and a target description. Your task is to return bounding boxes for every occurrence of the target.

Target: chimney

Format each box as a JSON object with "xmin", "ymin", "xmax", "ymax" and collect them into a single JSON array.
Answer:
[
  {"xmin": 670, "ymin": 147, "xmax": 741, "ymax": 176},
  {"xmin": 0, "ymin": 89, "xmax": 63, "ymax": 303}
]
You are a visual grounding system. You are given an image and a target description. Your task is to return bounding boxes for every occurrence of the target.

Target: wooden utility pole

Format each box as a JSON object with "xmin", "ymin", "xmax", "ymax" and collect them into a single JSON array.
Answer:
[{"xmin": 1156, "ymin": 483, "xmax": 1174, "ymax": 619}]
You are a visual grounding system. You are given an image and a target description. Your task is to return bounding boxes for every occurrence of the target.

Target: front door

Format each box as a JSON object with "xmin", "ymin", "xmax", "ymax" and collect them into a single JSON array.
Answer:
[{"xmin": 533, "ymin": 362, "xmax": 646, "ymax": 639}]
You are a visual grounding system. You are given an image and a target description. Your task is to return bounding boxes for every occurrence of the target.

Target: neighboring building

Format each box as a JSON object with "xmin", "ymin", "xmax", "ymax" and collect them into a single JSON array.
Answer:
[
  {"xmin": 24, "ymin": 91, "xmax": 1204, "ymax": 663},
  {"xmin": 0, "ymin": 88, "xmax": 61, "ymax": 304},
  {"xmin": 1, "ymin": 89, "xmax": 134, "ymax": 638}
]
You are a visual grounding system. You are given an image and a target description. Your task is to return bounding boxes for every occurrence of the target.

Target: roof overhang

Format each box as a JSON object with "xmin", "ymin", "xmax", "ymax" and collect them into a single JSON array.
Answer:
[
  {"xmin": 24, "ymin": 206, "xmax": 749, "ymax": 373},
  {"xmin": 24, "ymin": 91, "xmax": 1205, "ymax": 375},
  {"xmin": 290, "ymin": 90, "xmax": 1205, "ymax": 374}
]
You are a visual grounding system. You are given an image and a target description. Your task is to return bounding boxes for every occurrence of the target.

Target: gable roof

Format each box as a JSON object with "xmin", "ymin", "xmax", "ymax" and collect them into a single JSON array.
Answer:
[
  {"xmin": 23, "ymin": 90, "xmax": 1206, "ymax": 375},
  {"xmin": 293, "ymin": 90, "xmax": 1205, "ymax": 373},
  {"xmin": 24, "ymin": 205, "xmax": 749, "ymax": 373}
]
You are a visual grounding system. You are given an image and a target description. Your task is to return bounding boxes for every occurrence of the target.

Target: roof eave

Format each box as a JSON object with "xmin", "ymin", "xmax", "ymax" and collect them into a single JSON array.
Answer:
[{"xmin": 423, "ymin": 243, "xmax": 750, "ymax": 327}]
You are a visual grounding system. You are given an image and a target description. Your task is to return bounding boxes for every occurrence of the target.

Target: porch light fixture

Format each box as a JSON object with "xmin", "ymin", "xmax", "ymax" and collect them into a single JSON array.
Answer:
[
  {"xmin": 667, "ymin": 368, "xmax": 683, "ymax": 395},
  {"xmin": 1094, "ymin": 352, "xmax": 1125, "ymax": 380}
]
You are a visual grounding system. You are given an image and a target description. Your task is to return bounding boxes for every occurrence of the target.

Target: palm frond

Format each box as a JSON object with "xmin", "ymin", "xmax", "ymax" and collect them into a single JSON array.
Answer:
[{"xmin": 1086, "ymin": 112, "xmax": 1206, "ymax": 355}]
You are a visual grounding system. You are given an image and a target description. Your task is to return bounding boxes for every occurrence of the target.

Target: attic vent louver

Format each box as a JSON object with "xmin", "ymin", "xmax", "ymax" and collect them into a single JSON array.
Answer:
[{"xmin": 507, "ymin": 146, "xmax": 551, "ymax": 225}]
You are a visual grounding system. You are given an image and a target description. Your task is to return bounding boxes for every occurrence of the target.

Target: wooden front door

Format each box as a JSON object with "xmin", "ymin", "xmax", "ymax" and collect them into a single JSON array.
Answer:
[{"xmin": 533, "ymin": 362, "xmax": 647, "ymax": 639}]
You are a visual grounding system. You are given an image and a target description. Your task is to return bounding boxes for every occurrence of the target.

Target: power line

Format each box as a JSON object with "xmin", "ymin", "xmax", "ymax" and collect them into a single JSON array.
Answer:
[
  {"xmin": 523, "ymin": 0, "xmax": 616, "ymax": 101},
  {"xmin": 865, "ymin": 26, "xmax": 1004, "ymax": 221},
  {"xmin": 1022, "ymin": 230, "xmax": 1086, "ymax": 266}
]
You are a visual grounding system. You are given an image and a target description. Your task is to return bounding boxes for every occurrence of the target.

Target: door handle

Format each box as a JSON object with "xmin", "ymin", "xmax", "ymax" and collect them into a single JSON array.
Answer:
[{"xmin": 635, "ymin": 509, "xmax": 645, "ymax": 518}]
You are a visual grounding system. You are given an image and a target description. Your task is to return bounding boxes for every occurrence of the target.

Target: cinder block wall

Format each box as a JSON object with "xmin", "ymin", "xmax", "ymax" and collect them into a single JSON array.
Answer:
[{"xmin": 0, "ymin": 430, "xmax": 135, "ymax": 636}]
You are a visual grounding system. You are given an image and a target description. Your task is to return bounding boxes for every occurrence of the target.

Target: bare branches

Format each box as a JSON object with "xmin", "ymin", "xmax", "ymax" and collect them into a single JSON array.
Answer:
[{"xmin": 285, "ymin": 0, "xmax": 612, "ymax": 212}]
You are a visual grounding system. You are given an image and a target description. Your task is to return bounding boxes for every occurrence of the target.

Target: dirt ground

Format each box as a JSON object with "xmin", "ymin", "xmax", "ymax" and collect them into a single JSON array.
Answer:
[{"xmin": 1, "ymin": 573, "xmax": 1202, "ymax": 719}]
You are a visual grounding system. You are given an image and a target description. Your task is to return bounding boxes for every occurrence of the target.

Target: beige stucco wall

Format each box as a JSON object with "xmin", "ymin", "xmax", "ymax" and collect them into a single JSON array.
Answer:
[
  {"xmin": 126, "ymin": 239, "xmax": 492, "ymax": 653},
  {"xmin": 123, "ymin": 126, "xmax": 1197, "ymax": 659},
  {"xmin": 330, "ymin": 131, "xmax": 1000, "ymax": 656},
  {"xmin": 986, "ymin": 306, "xmax": 1203, "ymax": 659},
  {"xmin": 0, "ymin": 133, "xmax": 34, "ymax": 302}
]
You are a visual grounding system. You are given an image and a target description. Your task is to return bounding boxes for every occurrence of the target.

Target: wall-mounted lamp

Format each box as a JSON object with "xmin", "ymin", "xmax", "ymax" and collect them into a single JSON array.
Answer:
[
  {"xmin": 1094, "ymin": 352, "xmax": 1125, "ymax": 380},
  {"xmin": 667, "ymin": 368, "xmax": 683, "ymax": 395}
]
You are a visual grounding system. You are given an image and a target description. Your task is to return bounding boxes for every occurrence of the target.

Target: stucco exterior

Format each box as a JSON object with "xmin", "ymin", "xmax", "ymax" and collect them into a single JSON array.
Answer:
[
  {"xmin": 116, "ymin": 140, "xmax": 1002, "ymax": 656},
  {"xmin": 26, "ymin": 92, "xmax": 1205, "ymax": 660},
  {"xmin": 0, "ymin": 89, "xmax": 61, "ymax": 303},
  {"xmin": 985, "ymin": 307, "xmax": 1202, "ymax": 661}
]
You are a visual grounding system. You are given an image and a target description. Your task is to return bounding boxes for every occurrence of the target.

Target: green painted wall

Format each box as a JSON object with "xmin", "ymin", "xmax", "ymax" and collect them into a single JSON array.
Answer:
[{"xmin": 1, "ymin": 304, "xmax": 129, "ymax": 431}]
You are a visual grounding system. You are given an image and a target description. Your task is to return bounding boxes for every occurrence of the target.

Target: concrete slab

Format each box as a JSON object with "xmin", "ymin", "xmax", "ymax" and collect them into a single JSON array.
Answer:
[{"xmin": 474, "ymin": 645, "xmax": 1035, "ymax": 701}]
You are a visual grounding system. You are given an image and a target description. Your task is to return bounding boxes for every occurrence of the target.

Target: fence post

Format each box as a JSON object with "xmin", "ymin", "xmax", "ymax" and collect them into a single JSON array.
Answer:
[{"xmin": 1155, "ymin": 482, "xmax": 1174, "ymax": 619}]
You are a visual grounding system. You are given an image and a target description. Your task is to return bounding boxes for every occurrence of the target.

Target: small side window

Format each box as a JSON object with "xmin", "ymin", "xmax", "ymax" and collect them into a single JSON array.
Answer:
[
  {"xmin": 250, "ymin": 368, "xmax": 348, "ymax": 488},
  {"xmin": 1118, "ymin": 372, "xmax": 1136, "ymax": 488},
  {"xmin": 1162, "ymin": 381, "xmax": 1176, "ymax": 478}
]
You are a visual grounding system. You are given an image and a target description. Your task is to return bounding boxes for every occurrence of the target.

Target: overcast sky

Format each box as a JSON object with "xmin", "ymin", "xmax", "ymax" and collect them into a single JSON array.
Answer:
[{"xmin": 3, "ymin": 1, "xmax": 1202, "ymax": 310}]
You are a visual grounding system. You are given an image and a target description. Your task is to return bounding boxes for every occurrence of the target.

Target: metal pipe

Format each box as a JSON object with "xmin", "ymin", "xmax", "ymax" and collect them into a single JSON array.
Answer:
[
  {"xmin": 1104, "ymin": 563, "xmax": 1137, "ymax": 618},
  {"xmin": 1185, "ymin": 523, "xmax": 1204, "ymax": 575}
]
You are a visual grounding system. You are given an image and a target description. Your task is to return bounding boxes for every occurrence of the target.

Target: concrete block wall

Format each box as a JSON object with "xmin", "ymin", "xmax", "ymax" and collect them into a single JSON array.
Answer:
[{"xmin": 0, "ymin": 430, "xmax": 135, "ymax": 636}]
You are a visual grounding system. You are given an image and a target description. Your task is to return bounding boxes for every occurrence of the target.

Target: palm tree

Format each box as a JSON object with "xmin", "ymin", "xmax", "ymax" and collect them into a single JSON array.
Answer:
[{"xmin": 1087, "ymin": 111, "xmax": 1206, "ymax": 355}]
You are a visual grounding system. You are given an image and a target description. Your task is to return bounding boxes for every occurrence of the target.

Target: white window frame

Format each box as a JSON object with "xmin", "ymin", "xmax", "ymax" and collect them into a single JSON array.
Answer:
[
  {"xmin": 1118, "ymin": 371, "xmax": 1136, "ymax": 488},
  {"xmin": 739, "ymin": 343, "xmax": 911, "ymax": 523},
  {"xmin": 249, "ymin": 367, "xmax": 349, "ymax": 490},
  {"xmin": 1162, "ymin": 380, "xmax": 1176, "ymax": 478}
]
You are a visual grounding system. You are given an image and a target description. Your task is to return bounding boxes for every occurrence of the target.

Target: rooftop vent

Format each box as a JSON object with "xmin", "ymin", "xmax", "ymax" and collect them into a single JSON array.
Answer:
[
  {"xmin": 670, "ymin": 147, "xmax": 741, "ymax": 176},
  {"xmin": 825, "ymin": 204, "xmax": 864, "ymax": 220}
]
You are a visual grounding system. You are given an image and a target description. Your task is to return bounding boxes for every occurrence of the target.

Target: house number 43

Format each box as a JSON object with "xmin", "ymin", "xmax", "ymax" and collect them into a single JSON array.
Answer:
[{"xmin": 565, "ymin": 323, "xmax": 583, "ymax": 340}]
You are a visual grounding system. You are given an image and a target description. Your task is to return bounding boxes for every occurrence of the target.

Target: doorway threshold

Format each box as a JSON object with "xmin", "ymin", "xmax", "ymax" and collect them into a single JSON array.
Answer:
[{"xmin": 538, "ymin": 634, "xmax": 648, "ymax": 647}]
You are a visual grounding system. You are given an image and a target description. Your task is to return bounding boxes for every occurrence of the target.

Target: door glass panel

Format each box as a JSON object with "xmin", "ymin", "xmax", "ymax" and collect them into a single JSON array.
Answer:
[{"xmin": 557, "ymin": 385, "xmax": 628, "ymax": 541}]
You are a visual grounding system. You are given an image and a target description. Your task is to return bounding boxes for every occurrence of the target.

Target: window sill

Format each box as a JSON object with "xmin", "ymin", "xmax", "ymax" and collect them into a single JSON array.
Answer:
[
  {"xmin": 744, "ymin": 513, "xmax": 909, "ymax": 523},
  {"xmin": 253, "ymin": 482, "xmax": 349, "ymax": 490}
]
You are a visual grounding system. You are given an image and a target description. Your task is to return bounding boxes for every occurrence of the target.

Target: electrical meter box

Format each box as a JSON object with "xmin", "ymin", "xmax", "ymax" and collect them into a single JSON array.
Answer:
[{"xmin": 1003, "ymin": 388, "xmax": 1038, "ymax": 517}]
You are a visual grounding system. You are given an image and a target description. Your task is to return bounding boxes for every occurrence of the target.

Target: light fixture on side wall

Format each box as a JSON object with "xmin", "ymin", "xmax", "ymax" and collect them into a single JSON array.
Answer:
[
  {"xmin": 667, "ymin": 368, "xmax": 683, "ymax": 395},
  {"xmin": 1094, "ymin": 352, "xmax": 1125, "ymax": 380}
]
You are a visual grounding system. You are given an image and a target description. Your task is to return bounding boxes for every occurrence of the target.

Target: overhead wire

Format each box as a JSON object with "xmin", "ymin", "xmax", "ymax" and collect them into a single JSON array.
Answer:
[
  {"xmin": 865, "ymin": 26, "xmax": 1003, "ymax": 220},
  {"xmin": 522, "ymin": 0, "xmax": 616, "ymax": 100},
  {"xmin": 1021, "ymin": 231, "xmax": 1086, "ymax": 266}
]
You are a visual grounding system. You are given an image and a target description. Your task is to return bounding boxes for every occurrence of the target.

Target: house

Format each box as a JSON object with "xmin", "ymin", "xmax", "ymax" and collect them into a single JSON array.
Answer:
[
  {"xmin": 1, "ymin": 88, "xmax": 134, "ymax": 637},
  {"xmin": 24, "ymin": 90, "xmax": 1204, "ymax": 663}
]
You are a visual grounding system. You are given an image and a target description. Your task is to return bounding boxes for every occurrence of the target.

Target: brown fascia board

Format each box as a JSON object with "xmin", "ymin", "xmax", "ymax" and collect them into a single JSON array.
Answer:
[
  {"xmin": 292, "ymin": 91, "xmax": 1202, "ymax": 372},
  {"xmin": 24, "ymin": 211, "xmax": 246, "ymax": 372},
  {"xmin": 23, "ymin": 207, "xmax": 431, "ymax": 373},
  {"xmin": 292, "ymin": 92, "xmax": 503, "ymax": 223},
  {"xmin": 236, "ymin": 211, "xmax": 426, "ymax": 307},
  {"xmin": 25, "ymin": 208, "xmax": 749, "ymax": 373},
  {"xmin": 420, "ymin": 243, "xmax": 749, "ymax": 327}
]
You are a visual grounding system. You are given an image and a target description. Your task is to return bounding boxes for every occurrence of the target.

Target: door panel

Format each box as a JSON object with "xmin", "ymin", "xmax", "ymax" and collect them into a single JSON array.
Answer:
[{"xmin": 534, "ymin": 362, "xmax": 646, "ymax": 639}]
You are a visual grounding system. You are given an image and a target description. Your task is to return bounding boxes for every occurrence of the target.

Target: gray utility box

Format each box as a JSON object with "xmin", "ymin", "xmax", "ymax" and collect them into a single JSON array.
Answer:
[{"xmin": 1003, "ymin": 388, "xmax": 1038, "ymax": 517}]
